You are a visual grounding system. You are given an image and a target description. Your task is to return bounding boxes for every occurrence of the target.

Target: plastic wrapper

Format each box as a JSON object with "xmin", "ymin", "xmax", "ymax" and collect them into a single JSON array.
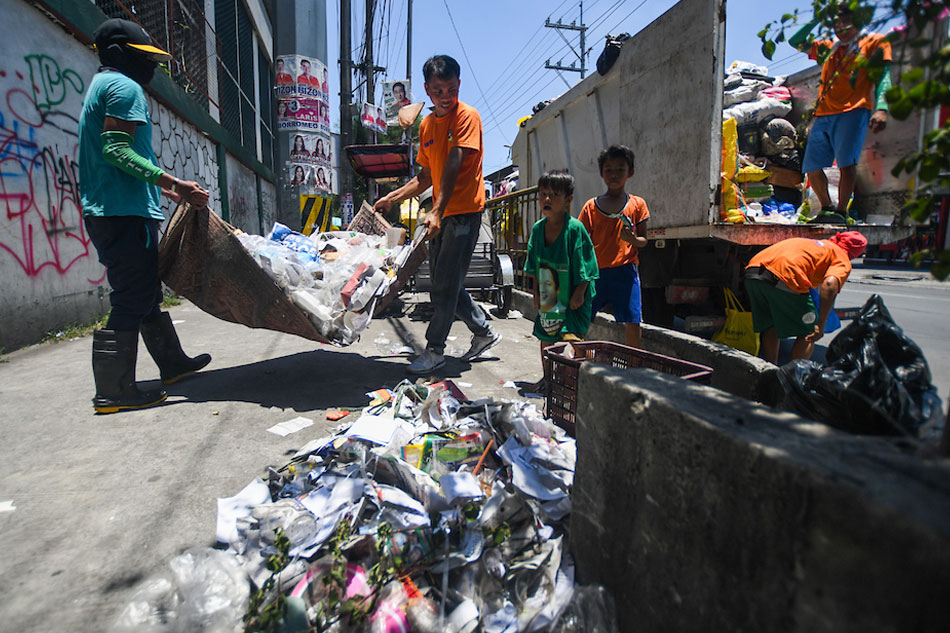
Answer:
[
  {"xmin": 776, "ymin": 295, "xmax": 944, "ymax": 438},
  {"xmin": 110, "ymin": 548, "xmax": 249, "ymax": 633},
  {"xmin": 238, "ymin": 223, "xmax": 403, "ymax": 344}
]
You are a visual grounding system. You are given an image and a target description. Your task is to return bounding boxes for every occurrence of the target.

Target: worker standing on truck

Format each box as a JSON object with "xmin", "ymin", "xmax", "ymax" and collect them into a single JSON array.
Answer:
[
  {"xmin": 789, "ymin": 5, "xmax": 892, "ymax": 222},
  {"xmin": 744, "ymin": 231, "xmax": 867, "ymax": 364},
  {"xmin": 523, "ymin": 170, "xmax": 599, "ymax": 393},
  {"xmin": 79, "ymin": 19, "xmax": 211, "ymax": 413},
  {"xmin": 578, "ymin": 145, "xmax": 650, "ymax": 348},
  {"xmin": 373, "ymin": 54, "xmax": 501, "ymax": 374}
]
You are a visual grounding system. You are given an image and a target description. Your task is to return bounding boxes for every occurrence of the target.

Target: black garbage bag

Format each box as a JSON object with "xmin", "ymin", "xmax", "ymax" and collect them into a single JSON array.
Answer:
[{"xmin": 776, "ymin": 294, "xmax": 943, "ymax": 436}]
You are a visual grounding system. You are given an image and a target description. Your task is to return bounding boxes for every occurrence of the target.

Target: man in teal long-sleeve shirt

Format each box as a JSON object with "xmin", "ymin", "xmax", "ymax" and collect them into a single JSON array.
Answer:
[
  {"xmin": 80, "ymin": 19, "xmax": 211, "ymax": 413},
  {"xmin": 789, "ymin": 6, "xmax": 892, "ymax": 222}
]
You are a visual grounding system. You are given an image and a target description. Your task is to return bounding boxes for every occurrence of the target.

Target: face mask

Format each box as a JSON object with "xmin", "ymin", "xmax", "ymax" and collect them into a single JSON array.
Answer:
[{"xmin": 99, "ymin": 45, "xmax": 159, "ymax": 85}]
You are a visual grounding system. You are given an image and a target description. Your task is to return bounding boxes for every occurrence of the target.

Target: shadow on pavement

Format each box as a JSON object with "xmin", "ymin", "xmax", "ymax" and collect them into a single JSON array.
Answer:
[{"xmin": 163, "ymin": 349, "xmax": 470, "ymax": 411}]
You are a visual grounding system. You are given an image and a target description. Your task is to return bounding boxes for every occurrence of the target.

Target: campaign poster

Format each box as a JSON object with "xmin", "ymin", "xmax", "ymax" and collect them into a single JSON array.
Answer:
[
  {"xmin": 275, "ymin": 54, "xmax": 330, "ymax": 103},
  {"xmin": 311, "ymin": 164, "xmax": 336, "ymax": 195},
  {"xmin": 359, "ymin": 101, "xmax": 387, "ymax": 134},
  {"xmin": 288, "ymin": 133, "xmax": 333, "ymax": 167},
  {"xmin": 278, "ymin": 97, "xmax": 330, "ymax": 133},
  {"xmin": 382, "ymin": 79, "xmax": 412, "ymax": 126}
]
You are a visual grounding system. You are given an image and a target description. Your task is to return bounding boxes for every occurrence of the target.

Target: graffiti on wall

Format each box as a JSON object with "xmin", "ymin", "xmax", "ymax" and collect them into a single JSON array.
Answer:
[
  {"xmin": 0, "ymin": 51, "xmax": 221, "ymax": 284},
  {"xmin": 0, "ymin": 55, "xmax": 99, "ymax": 280}
]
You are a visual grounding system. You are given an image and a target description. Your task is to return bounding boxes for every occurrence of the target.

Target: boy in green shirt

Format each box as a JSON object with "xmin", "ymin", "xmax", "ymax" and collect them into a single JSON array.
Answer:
[{"xmin": 523, "ymin": 171, "xmax": 599, "ymax": 392}]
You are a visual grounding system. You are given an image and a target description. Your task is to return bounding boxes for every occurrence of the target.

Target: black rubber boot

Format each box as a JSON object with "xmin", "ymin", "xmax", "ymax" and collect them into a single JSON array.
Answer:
[
  {"xmin": 140, "ymin": 312, "xmax": 212, "ymax": 384},
  {"xmin": 92, "ymin": 329, "xmax": 167, "ymax": 414}
]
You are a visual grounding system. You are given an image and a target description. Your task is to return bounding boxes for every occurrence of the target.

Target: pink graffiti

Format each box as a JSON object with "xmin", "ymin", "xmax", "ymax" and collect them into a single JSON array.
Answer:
[{"xmin": 0, "ymin": 64, "xmax": 100, "ymax": 282}]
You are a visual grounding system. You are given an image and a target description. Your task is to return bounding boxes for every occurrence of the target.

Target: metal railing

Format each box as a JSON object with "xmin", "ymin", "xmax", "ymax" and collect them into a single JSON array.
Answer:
[{"xmin": 485, "ymin": 185, "xmax": 539, "ymax": 292}]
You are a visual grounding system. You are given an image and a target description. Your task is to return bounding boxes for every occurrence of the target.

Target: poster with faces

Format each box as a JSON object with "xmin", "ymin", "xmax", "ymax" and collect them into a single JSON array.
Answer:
[
  {"xmin": 275, "ymin": 55, "xmax": 330, "ymax": 102},
  {"xmin": 275, "ymin": 55, "xmax": 330, "ymax": 132},
  {"xmin": 359, "ymin": 101, "xmax": 387, "ymax": 134},
  {"xmin": 382, "ymin": 79, "xmax": 412, "ymax": 126},
  {"xmin": 286, "ymin": 162, "xmax": 337, "ymax": 195},
  {"xmin": 288, "ymin": 133, "xmax": 334, "ymax": 167},
  {"xmin": 277, "ymin": 98, "xmax": 330, "ymax": 133}
]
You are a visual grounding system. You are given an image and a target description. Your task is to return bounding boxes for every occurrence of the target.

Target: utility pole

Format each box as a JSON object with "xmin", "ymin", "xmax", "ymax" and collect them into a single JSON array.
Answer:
[
  {"xmin": 339, "ymin": 0, "xmax": 352, "ymax": 199},
  {"xmin": 406, "ymin": 0, "xmax": 412, "ymax": 82},
  {"xmin": 364, "ymin": 0, "xmax": 375, "ymax": 201},
  {"xmin": 544, "ymin": 1, "xmax": 588, "ymax": 79},
  {"xmin": 406, "ymin": 0, "xmax": 414, "ymax": 179},
  {"xmin": 365, "ymin": 0, "xmax": 375, "ymax": 105}
]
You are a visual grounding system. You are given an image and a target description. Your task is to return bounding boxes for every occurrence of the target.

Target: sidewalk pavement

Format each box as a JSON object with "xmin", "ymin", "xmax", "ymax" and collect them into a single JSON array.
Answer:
[{"xmin": 0, "ymin": 295, "xmax": 540, "ymax": 633}]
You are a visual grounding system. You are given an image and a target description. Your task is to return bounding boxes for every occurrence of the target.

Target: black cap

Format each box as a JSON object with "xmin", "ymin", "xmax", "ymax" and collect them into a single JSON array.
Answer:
[{"xmin": 93, "ymin": 18, "xmax": 171, "ymax": 60}]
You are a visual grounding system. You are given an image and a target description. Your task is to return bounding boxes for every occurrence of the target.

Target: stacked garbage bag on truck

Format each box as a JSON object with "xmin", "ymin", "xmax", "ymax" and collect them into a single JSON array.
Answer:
[{"xmin": 720, "ymin": 60, "xmax": 808, "ymax": 225}]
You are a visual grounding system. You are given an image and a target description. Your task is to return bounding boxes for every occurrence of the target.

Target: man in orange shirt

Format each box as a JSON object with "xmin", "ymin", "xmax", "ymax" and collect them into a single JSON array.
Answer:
[
  {"xmin": 373, "ymin": 55, "xmax": 500, "ymax": 374},
  {"xmin": 744, "ymin": 231, "xmax": 867, "ymax": 364},
  {"xmin": 790, "ymin": 6, "xmax": 892, "ymax": 222}
]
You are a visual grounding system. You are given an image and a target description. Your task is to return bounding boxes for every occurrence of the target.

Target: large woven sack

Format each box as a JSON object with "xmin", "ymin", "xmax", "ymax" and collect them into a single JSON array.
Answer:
[{"xmin": 158, "ymin": 203, "xmax": 329, "ymax": 343}]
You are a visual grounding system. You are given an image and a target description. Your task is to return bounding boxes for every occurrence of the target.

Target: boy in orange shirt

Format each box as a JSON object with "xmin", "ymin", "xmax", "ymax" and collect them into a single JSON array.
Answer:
[
  {"xmin": 789, "ymin": 6, "xmax": 892, "ymax": 220},
  {"xmin": 744, "ymin": 232, "xmax": 867, "ymax": 364},
  {"xmin": 578, "ymin": 145, "xmax": 650, "ymax": 347},
  {"xmin": 373, "ymin": 55, "xmax": 500, "ymax": 374}
]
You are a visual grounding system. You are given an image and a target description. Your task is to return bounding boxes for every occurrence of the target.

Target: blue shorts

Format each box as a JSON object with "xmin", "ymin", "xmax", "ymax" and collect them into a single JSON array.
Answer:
[
  {"xmin": 801, "ymin": 109, "xmax": 871, "ymax": 174},
  {"xmin": 591, "ymin": 263, "xmax": 641, "ymax": 323}
]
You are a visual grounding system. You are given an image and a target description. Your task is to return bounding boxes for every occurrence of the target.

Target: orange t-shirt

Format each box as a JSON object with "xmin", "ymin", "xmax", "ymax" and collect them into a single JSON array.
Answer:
[
  {"xmin": 748, "ymin": 237, "xmax": 852, "ymax": 293},
  {"xmin": 577, "ymin": 194, "xmax": 650, "ymax": 268},
  {"xmin": 809, "ymin": 33, "xmax": 892, "ymax": 116},
  {"xmin": 417, "ymin": 101, "xmax": 485, "ymax": 217}
]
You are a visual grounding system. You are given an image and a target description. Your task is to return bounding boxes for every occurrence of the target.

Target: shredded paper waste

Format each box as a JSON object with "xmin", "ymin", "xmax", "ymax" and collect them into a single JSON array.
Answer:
[{"xmin": 111, "ymin": 380, "xmax": 618, "ymax": 633}]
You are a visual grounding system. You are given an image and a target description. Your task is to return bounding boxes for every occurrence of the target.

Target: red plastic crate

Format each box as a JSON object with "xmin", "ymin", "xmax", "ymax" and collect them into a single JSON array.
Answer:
[{"xmin": 542, "ymin": 341, "xmax": 713, "ymax": 435}]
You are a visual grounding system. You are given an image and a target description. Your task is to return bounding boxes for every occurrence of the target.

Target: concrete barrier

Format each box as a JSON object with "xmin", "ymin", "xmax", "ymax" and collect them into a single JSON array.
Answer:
[
  {"xmin": 571, "ymin": 364, "xmax": 950, "ymax": 633},
  {"xmin": 511, "ymin": 289, "xmax": 777, "ymax": 402}
]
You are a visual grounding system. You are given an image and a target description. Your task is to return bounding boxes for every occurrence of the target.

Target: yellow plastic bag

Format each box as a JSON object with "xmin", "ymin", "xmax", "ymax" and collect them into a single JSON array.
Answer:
[
  {"xmin": 721, "ymin": 118, "xmax": 739, "ymax": 221},
  {"xmin": 711, "ymin": 288, "xmax": 760, "ymax": 356},
  {"xmin": 735, "ymin": 165, "xmax": 771, "ymax": 183}
]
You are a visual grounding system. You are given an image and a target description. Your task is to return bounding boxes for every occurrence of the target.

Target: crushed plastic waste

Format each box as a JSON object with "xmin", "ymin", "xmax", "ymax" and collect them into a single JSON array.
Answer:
[
  {"xmin": 236, "ymin": 222, "xmax": 418, "ymax": 345},
  {"xmin": 112, "ymin": 380, "xmax": 619, "ymax": 633}
]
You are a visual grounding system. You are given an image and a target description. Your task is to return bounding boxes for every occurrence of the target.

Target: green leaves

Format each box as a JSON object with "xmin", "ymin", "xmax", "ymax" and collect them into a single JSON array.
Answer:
[{"xmin": 762, "ymin": 40, "xmax": 777, "ymax": 60}]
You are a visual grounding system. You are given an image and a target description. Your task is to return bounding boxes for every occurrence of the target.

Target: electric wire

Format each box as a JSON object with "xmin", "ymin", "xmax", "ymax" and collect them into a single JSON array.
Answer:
[{"xmin": 441, "ymin": 0, "xmax": 511, "ymax": 144}]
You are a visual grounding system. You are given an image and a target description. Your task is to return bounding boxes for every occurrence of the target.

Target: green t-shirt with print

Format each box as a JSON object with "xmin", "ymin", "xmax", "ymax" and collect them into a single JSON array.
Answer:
[{"xmin": 523, "ymin": 216, "xmax": 599, "ymax": 342}]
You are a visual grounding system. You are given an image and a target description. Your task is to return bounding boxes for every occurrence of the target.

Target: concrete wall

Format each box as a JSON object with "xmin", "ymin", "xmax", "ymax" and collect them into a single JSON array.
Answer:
[
  {"xmin": 0, "ymin": 1, "xmax": 273, "ymax": 352},
  {"xmin": 226, "ymin": 152, "xmax": 260, "ymax": 233},
  {"xmin": 572, "ymin": 365, "xmax": 950, "ymax": 633},
  {"xmin": 511, "ymin": 289, "xmax": 776, "ymax": 402}
]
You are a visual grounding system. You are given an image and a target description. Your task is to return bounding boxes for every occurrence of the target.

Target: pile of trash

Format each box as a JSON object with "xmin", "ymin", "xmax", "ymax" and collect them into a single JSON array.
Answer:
[
  {"xmin": 720, "ymin": 60, "xmax": 809, "ymax": 225},
  {"xmin": 111, "ymin": 381, "xmax": 618, "ymax": 633},
  {"xmin": 236, "ymin": 222, "xmax": 416, "ymax": 345}
]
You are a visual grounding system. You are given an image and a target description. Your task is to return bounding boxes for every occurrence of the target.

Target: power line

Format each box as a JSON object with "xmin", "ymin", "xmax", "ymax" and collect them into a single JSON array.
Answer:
[
  {"xmin": 441, "ymin": 0, "xmax": 511, "ymax": 144},
  {"xmin": 477, "ymin": 29, "xmax": 562, "ymax": 105},
  {"xmin": 479, "ymin": 0, "xmax": 573, "ymax": 97}
]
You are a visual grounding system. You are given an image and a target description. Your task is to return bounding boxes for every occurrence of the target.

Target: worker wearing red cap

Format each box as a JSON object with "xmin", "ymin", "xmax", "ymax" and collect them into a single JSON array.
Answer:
[{"xmin": 744, "ymin": 231, "xmax": 868, "ymax": 363}]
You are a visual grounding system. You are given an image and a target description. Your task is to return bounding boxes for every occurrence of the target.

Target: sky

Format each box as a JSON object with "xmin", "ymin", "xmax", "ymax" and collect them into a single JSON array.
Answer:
[{"xmin": 322, "ymin": 0, "xmax": 820, "ymax": 177}]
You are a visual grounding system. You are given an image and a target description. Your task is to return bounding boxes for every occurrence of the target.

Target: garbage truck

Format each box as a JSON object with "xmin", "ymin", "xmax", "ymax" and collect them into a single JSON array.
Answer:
[{"xmin": 507, "ymin": 0, "xmax": 926, "ymax": 328}]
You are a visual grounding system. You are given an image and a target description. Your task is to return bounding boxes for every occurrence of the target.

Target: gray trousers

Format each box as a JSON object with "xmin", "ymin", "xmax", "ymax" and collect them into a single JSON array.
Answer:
[{"xmin": 425, "ymin": 211, "xmax": 491, "ymax": 354}]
